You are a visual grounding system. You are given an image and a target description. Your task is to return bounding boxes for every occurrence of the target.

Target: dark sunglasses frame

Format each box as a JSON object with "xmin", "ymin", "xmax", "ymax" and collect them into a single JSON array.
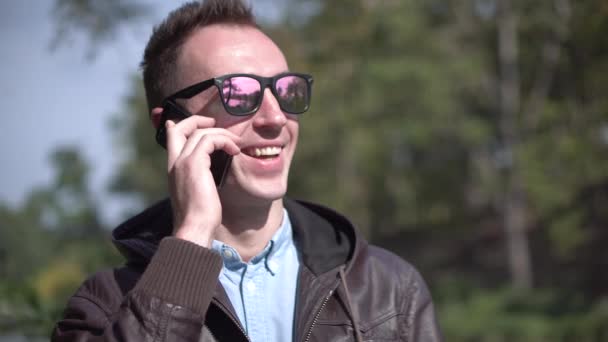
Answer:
[
  {"xmin": 155, "ymin": 72, "xmax": 313, "ymax": 148},
  {"xmin": 166, "ymin": 72, "xmax": 313, "ymax": 115}
]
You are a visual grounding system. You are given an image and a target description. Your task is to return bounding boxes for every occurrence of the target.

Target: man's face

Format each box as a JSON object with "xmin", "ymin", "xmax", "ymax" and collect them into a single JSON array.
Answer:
[{"xmin": 174, "ymin": 24, "xmax": 299, "ymax": 204}]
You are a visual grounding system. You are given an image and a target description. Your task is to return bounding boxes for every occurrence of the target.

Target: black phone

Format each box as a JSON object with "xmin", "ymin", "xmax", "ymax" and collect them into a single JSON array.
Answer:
[
  {"xmin": 156, "ymin": 101, "xmax": 233, "ymax": 188},
  {"xmin": 209, "ymin": 150, "xmax": 232, "ymax": 188}
]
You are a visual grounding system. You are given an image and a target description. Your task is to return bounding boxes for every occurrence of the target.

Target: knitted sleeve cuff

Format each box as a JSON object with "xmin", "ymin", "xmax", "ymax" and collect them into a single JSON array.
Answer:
[{"xmin": 134, "ymin": 237, "xmax": 223, "ymax": 314}]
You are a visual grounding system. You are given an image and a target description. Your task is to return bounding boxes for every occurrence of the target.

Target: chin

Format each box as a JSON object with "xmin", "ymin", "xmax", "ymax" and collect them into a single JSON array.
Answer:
[
  {"xmin": 221, "ymin": 174, "xmax": 288, "ymax": 205},
  {"xmin": 244, "ymin": 177, "xmax": 288, "ymax": 200}
]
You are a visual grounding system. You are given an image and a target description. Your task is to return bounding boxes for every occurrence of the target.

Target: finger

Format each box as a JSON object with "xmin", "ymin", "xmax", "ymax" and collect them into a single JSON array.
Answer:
[
  {"xmin": 167, "ymin": 116, "xmax": 216, "ymax": 170},
  {"xmin": 166, "ymin": 120, "xmax": 184, "ymax": 171},
  {"xmin": 173, "ymin": 115, "xmax": 216, "ymax": 139},
  {"xmin": 187, "ymin": 134, "xmax": 242, "ymax": 167},
  {"xmin": 180, "ymin": 128, "xmax": 243, "ymax": 158}
]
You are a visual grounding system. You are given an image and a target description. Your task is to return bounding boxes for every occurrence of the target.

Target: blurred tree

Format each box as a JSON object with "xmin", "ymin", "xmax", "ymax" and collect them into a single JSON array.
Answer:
[
  {"xmin": 28, "ymin": 0, "xmax": 608, "ymax": 340},
  {"xmin": 0, "ymin": 146, "xmax": 120, "ymax": 336},
  {"xmin": 108, "ymin": 74, "xmax": 167, "ymax": 208},
  {"xmin": 278, "ymin": 1, "xmax": 608, "ymax": 338},
  {"xmin": 496, "ymin": 0, "xmax": 533, "ymax": 289},
  {"xmin": 279, "ymin": 0, "xmax": 492, "ymax": 264},
  {"xmin": 51, "ymin": 0, "xmax": 608, "ymax": 325},
  {"xmin": 45, "ymin": 147, "xmax": 104, "ymax": 236},
  {"xmin": 50, "ymin": 0, "xmax": 151, "ymax": 58},
  {"xmin": 279, "ymin": 0, "xmax": 608, "ymax": 291}
]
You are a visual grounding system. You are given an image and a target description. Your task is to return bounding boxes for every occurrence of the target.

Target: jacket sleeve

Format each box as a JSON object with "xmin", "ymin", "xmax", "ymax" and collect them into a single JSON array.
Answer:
[
  {"xmin": 51, "ymin": 237, "xmax": 223, "ymax": 341},
  {"xmin": 403, "ymin": 268, "xmax": 443, "ymax": 342}
]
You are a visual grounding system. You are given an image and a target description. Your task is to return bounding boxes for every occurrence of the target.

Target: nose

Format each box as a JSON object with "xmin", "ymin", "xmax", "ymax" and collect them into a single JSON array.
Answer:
[{"xmin": 252, "ymin": 88, "xmax": 288, "ymax": 129}]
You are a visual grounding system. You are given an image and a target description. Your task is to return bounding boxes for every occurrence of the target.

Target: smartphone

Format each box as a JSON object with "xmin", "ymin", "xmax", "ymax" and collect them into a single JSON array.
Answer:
[
  {"xmin": 209, "ymin": 150, "xmax": 232, "ymax": 188},
  {"xmin": 156, "ymin": 101, "xmax": 233, "ymax": 188}
]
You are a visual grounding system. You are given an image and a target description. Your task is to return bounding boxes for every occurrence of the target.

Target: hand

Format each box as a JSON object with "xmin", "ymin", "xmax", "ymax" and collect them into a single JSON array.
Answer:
[{"xmin": 165, "ymin": 114, "xmax": 242, "ymax": 247}]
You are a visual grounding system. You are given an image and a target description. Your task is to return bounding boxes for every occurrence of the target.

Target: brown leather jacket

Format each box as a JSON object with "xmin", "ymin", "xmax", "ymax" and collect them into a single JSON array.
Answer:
[{"xmin": 52, "ymin": 199, "xmax": 442, "ymax": 341}]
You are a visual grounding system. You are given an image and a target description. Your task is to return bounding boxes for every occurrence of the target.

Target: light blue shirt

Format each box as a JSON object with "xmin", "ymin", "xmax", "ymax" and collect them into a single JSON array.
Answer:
[{"xmin": 211, "ymin": 210, "xmax": 300, "ymax": 342}]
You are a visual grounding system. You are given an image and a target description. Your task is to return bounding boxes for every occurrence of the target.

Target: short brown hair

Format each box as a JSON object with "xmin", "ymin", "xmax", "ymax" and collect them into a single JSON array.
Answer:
[{"xmin": 141, "ymin": 0, "xmax": 257, "ymax": 112}]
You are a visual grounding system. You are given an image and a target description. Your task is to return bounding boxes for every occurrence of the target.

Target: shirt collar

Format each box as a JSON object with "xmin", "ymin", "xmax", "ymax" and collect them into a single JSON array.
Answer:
[{"xmin": 211, "ymin": 209, "xmax": 292, "ymax": 273}]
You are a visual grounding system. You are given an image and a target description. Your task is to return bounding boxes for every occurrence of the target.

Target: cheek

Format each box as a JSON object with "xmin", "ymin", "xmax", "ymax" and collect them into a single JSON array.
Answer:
[
  {"xmin": 198, "ymin": 99, "xmax": 224, "ymax": 120},
  {"xmin": 208, "ymin": 99, "xmax": 226, "ymax": 116},
  {"xmin": 204, "ymin": 101, "xmax": 250, "ymax": 132},
  {"xmin": 287, "ymin": 117, "xmax": 300, "ymax": 141},
  {"xmin": 218, "ymin": 116, "xmax": 251, "ymax": 136}
]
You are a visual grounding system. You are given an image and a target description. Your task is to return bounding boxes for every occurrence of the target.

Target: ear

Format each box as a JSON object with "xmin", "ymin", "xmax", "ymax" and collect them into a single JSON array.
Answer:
[{"xmin": 150, "ymin": 107, "xmax": 163, "ymax": 129}]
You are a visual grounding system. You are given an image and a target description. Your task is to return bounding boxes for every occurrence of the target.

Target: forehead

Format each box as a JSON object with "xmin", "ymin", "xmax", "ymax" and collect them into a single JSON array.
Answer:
[{"xmin": 177, "ymin": 24, "xmax": 288, "ymax": 86}]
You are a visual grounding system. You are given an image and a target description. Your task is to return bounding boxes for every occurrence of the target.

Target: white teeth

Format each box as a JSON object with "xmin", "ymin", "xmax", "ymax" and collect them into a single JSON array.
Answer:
[{"xmin": 253, "ymin": 146, "xmax": 282, "ymax": 157}]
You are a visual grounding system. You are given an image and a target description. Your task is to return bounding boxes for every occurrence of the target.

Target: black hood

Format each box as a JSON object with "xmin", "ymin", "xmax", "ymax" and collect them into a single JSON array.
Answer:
[{"xmin": 112, "ymin": 198, "xmax": 358, "ymax": 275}]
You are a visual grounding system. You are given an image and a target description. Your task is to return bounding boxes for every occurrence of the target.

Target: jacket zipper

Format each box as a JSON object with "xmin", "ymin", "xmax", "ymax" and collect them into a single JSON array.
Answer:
[
  {"xmin": 212, "ymin": 299, "xmax": 251, "ymax": 342},
  {"xmin": 303, "ymin": 289, "xmax": 334, "ymax": 342}
]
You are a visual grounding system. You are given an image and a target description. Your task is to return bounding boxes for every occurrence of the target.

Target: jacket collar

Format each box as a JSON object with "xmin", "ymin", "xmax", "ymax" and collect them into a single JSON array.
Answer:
[
  {"xmin": 111, "ymin": 198, "xmax": 357, "ymax": 276},
  {"xmin": 284, "ymin": 199, "xmax": 355, "ymax": 275}
]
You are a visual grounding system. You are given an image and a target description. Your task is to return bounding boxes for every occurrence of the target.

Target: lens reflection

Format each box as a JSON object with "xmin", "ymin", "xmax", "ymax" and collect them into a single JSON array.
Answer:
[
  {"xmin": 220, "ymin": 74, "xmax": 309, "ymax": 115},
  {"xmin": 276, "ymin": 76, "xmax": 308, "ymax": 113},
  {"xmin": 222, "ymin": 77, "xmax": 261, "ymax": 114}
]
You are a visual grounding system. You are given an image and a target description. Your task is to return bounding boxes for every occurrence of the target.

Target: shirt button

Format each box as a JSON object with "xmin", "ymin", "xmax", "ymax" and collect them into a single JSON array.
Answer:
[{"xmin": 222, "ymin": 249, "xmax": 234, "ymax": 259}]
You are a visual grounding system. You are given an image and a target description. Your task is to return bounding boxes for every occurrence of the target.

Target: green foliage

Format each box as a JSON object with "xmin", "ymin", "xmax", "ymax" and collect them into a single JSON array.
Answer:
[
  {"xmin": 279, "ymin": 0, "xmax": 608, "ymax": 339},
  {"xmin": 50, "ymin": 0, "xmax": 151, "ymax": 58},
  {"xmin": 0, "ymin": 146, "xmax": 121, "ymax": 336},
  {"xmin": 438, "ymin": 283, "xmax": 608, "ymax": 341},
  {"xmin": 280, "ymin": 0, "xmax": 493, "ymax": 237},
  {"xmin": 4, "ymin": 0, "xmax": 606, "ymax": 339},
  {"xmin": 99, "ymin": 0, "xmax": 608, "ymax": 340},
  {"xmin": 108, "ymin": 74, "xmax": 167, "ymax": 208}
]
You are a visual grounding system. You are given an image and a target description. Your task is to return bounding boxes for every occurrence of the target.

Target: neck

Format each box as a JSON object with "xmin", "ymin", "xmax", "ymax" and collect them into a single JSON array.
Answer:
[{"xmin": 215, "ymin": 198, "xmax": 284, "ymax": 262}]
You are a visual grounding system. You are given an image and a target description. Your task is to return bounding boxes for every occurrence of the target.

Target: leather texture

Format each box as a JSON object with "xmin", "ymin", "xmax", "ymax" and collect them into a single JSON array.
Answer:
[{"xmin": 52, "ymin": 199, "xmax": 443, "ymax": 341}]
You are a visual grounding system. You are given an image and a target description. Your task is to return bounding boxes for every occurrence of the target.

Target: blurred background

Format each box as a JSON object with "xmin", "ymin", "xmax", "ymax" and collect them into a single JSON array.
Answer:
[{"xmin": 1, "ymin": 0, "xmax": 607, "ymax": 340}]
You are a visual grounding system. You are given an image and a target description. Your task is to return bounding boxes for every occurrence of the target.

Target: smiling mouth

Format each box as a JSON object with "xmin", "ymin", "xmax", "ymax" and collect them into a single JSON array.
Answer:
[{"xmin": 242, "ymin": 146, "xmax": 283, "ymax": 159}]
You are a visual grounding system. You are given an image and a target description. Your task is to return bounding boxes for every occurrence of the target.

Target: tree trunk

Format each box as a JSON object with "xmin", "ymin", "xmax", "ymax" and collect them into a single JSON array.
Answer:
[{"xmin": 496, "ymin": 0, "xmax": 533, "ymax": 289}]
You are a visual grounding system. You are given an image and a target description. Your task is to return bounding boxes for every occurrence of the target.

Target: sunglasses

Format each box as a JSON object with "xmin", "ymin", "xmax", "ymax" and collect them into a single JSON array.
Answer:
[
  {"xmin": 167, "ymin": 72, "xmax": 313, "ymax": 115},
  {"xmin": 155, "ymin": 72, "xmax": 313, "ymax": 148}
]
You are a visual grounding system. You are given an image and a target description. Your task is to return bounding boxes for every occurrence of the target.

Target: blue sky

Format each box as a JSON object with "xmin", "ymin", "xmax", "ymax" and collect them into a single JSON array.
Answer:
[{"xmin": 0, "ymin": 0, "xmax": 284, "ymax": 225}]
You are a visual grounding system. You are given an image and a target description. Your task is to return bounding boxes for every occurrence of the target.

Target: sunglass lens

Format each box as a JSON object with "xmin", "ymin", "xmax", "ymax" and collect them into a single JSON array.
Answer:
[
  {"xmin": 221, "ymin": 76, "xmax": 261, "ymax": 115},
  {"xmin": 276, "ymin": 75, "xmax": 309, "ymax": 113}
]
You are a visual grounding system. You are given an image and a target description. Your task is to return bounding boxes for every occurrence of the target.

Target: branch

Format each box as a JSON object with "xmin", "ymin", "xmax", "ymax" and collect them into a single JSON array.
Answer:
[{"xmin": 522, "ymin": 0, "xmax": 572, "ymax": 130}]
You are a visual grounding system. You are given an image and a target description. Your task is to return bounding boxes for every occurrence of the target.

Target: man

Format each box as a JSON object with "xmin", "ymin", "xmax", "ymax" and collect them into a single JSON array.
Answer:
[{"xmin": 52, "ymin": 0, "xmax": 442, "ymax": 341}]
